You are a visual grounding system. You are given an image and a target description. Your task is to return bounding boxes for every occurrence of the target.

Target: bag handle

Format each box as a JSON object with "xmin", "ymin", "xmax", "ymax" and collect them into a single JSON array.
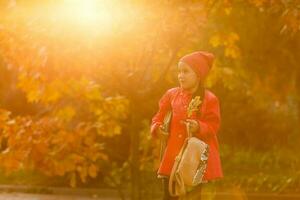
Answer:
[{"xmin": 186, "ymin": 120, "xmax": 192, "ymax": 138}]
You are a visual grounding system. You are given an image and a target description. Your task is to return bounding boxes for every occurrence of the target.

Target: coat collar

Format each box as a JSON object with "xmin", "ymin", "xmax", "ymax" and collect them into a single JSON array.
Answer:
[{"xmin": 179, "ymin": 87, "xmax": 194, "ymax": 96}]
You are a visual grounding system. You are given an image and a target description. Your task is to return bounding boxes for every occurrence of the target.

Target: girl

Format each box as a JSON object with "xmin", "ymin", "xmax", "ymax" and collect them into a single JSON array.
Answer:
[{"xmin": 151, "ymin": 51, "xmax": 223, "ymax": 200}]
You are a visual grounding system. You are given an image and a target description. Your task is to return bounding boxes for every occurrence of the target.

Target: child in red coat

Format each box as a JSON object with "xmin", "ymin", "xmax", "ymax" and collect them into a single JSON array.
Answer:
[{"xmin": 151, "ymin": 51, "xmax": 223, "ymax": 199}]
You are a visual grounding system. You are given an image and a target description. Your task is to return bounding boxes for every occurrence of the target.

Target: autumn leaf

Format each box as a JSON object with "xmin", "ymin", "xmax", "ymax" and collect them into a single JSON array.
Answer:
[
  {"xmin": 88, "ymin": 164, "xmax": 98, "ymax": 178},
  {"xmin": 209, "ymin": 34, "xmax": 221, "ymax": 47},
  {"xmin": 0, "ymin": 109, "xmax": 10, "ymax": 120},
  {"xmin": 70, "ymin": 172, "xmax": 77, "ymax": 188},
  {"xmin": 227, "ymin": 32, "xmax": 240, "ymax": 44},
  {"xmin": 224, "ymin": 7, "xmax": 232, "ymax": 15}
]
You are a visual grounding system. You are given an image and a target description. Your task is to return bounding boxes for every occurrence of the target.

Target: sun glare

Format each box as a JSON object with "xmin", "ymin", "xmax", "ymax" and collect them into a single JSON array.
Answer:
[
  {"xmin": 56, "ymin": 0, "xmax": 117, "ymax": 31},
  {"xmin": 1, "ymin": 0, "xmax": 142, "ymax": 41}
]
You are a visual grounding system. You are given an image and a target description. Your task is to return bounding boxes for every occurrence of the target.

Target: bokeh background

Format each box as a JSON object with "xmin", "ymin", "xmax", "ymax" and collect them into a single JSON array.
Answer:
[{"xmin": 0, "ymin": 0, "xmax": 300, "ymax": 199}]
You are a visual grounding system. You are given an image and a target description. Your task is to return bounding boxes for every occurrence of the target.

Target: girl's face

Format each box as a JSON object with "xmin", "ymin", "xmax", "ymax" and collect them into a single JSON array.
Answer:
[{"xmin": 177, "ymin": 61, "xmax": 200, "ymax": 90}]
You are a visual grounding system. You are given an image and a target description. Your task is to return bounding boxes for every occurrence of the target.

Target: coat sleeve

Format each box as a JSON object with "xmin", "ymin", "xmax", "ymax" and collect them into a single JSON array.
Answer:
[
  {"xmin": 150, "ymin": 89, "xmax": 173, "ymax": 139},
  {"xmin": 195, "ymin": 95, "xmax": 221, "ymax": 140}
]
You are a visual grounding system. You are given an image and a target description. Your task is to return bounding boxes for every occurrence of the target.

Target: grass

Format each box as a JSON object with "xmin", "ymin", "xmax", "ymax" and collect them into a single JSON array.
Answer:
[{"xmin": 0, "ymin": 145, "xmax": 299, "ymax": 196}]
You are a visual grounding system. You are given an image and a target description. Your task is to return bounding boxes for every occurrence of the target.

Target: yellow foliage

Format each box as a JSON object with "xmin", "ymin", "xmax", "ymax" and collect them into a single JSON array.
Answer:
[
  {"xmin": 249, "ymin": 0, "xmax": 268, "ymax": 7},
  {"xmin": 55, "ymin": 106, "xmax": 76, "ymax": 122},
  {"xmin": 210, "ymin": 32, "xmax": 240, "ymax": 58},
  {"xmin": 225, "ymin": 45, "xmax": 240, "ymax": 58}
]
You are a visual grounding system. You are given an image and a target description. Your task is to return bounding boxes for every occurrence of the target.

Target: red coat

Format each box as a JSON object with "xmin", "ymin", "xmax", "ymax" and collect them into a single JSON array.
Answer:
[{"xmin": 151, "ymin": 87, "xmax": 223, "ymax": 181}]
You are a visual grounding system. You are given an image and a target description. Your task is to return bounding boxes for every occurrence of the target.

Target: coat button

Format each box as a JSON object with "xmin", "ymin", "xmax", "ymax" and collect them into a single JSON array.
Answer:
[{"xmin": 178, "ymin": 134, "xmax": 182, "ymax": 138}]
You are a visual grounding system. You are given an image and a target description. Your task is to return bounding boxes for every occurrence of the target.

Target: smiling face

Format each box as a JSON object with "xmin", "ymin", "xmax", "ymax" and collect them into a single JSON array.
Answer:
[{"xmin": 177, "ymin": 61, "xmax": 200, "ymax": 90}]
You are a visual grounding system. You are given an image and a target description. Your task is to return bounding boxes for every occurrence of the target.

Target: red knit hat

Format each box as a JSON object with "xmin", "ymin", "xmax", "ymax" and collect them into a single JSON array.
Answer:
[{"xmin": 179, "ymin": 51, "xmax": 215, "ymax": 80}]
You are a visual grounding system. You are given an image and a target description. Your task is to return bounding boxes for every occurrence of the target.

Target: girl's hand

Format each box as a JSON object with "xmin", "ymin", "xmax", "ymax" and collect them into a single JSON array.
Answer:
[
  {"xmin": 182, "ymin": 119, "xmax": 199, "ymax": 135},
  {"xmin": 157, "ymin": 125, "xmax": 169, "ymax": 140}
]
